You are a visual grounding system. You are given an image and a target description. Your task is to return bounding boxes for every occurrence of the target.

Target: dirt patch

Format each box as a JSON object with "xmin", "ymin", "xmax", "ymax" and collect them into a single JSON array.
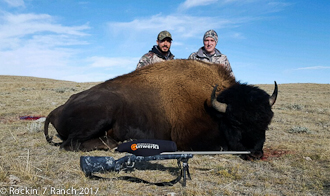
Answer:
[{"xmin": 261, "ymin": 147, "xmax": 294, "ymax": 161}]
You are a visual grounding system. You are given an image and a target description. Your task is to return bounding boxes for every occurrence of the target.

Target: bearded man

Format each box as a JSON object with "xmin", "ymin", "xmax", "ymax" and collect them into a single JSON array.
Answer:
[{"xmin": 136, "ymin": 30, "xmax": 175, "ymax": 69}]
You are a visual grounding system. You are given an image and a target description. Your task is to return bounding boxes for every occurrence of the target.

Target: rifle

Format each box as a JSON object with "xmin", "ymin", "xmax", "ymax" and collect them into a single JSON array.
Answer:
[{"xmin": 80, "ymin": 140, "xmax": 250, "ymax": 186}]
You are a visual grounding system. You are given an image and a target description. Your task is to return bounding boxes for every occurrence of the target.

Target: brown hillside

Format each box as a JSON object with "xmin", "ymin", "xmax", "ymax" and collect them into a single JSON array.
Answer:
[{"xmin": 0, "ymin": 76, "xmax": 329, "ymax": 195}]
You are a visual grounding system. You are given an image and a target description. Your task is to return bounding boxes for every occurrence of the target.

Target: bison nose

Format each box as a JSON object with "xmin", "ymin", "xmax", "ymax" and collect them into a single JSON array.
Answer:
[
  {"xmin": 240, "ymin": 151, "xmax": 263, "ymax": 161},
  {"xmin": 252, "ymin": 151, "xmax": 264, "ymax": 159}
]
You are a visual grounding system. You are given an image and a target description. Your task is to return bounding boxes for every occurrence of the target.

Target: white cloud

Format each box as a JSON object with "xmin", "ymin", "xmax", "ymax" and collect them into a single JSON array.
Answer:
[
  {"xmin": 3, "ymin": 0, "xmax": 25, "ymax": 7},
  {"xmin": 296, "ymin": 66, "xmax": 330, "ymax": 70},
  {"xmin": 0, "ymin": 10, "xmax": 141, "ymax": 83},
  {"xmin": 0, "ymin": 13, "xmax": 89, "ymax": 44},
  {"xmin": 108, "ymin": 14, "xmax": 249, "ymax": 40},
  {"xmin": 178, "ymin": 0, "xmax": 218, "ymax": 10},
  {"xmin": 0, "ymin": 11, "xmax": 91, "ymax": 80},
  {"xmin": 230, "ymin": 32, "xmax": 245, "ymax": 39},
  {"xmin": 87, "ymin": 56, "xmax": 139, "ymax": 68}
]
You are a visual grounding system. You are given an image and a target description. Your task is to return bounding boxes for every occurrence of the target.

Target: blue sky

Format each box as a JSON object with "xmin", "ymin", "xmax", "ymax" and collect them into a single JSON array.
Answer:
[{"xmin": 0, "ymin": 0, "xmax": 329, "ymax": 84}]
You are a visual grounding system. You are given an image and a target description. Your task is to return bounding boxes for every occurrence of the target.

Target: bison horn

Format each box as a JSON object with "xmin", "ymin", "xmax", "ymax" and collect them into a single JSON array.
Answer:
[
  {"xmin": 269, "ymin": 81, "xmax": 278, "ymax": 106},
  {"xmin": 211, "ymin": 85, "xmax": 227, "ymax": 113}
]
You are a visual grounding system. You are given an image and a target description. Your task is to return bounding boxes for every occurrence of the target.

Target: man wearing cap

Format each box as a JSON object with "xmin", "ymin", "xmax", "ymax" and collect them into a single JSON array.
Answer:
[
  {"xmin": 188, "ymin": 30, "xmax": 234, "ymax": 76},
  {"xmin": 136, "ymin": 30, "xmax": 175, "ymax": 69}
]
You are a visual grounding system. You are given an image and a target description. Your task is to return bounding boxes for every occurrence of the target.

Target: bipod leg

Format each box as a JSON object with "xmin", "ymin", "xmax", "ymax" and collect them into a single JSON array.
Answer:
[{"xmin": 177, "ymin": 158, "xmax": 191, "ymax": 187}]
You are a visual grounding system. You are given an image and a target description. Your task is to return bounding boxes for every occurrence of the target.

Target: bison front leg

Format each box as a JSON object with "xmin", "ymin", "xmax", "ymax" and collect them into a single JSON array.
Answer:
[
  {"xmin": 80, "ymin": 136, "xmax": 118, "ymax": 151},
  {"xmin": 60, "ymin": 137, "xmax": 118, "ymax": 151},
  {"xmin": 60, "ymin": 139, "xmax": 82, "ymax": 151}
]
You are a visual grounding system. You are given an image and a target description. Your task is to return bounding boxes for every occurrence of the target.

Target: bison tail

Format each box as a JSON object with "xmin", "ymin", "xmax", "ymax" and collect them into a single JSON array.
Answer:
[{"xmin": 44, "ymin": 115, "xmax": 62, "ymax": 146}]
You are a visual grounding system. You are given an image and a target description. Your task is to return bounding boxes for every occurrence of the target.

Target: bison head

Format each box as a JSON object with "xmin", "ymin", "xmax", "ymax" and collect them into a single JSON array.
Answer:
[{"xmin": 211, "ymin": 81, "xmax": 278, "ymax": 160}]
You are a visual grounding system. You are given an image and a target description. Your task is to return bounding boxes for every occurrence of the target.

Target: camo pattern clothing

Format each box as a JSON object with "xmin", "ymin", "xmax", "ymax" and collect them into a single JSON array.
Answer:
[
  {"xmin": 136, "ymin": 45, "xmax": 175, "ymax": 69},
  {"xmin": 188, "ymin": 47, "xmax": 234, "ymax": 77}
]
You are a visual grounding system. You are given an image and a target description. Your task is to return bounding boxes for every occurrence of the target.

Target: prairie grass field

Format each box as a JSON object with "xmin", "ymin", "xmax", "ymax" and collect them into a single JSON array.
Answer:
[{"xmin": 0, "ymin": 75, "xmax": 329, "ymax": 196}]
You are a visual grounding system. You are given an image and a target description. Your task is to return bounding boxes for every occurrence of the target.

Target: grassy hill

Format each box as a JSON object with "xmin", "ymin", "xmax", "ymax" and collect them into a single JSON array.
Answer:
[{"xmin": 0, "ymin": 75, "xmax": 329, "ymax": 195}]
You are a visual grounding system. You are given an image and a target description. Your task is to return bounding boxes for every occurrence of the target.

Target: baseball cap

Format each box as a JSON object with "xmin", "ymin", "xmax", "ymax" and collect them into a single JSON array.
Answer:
[{"xmin": 157, "ymin": 30, "xmax": 172, "ymax": 41}]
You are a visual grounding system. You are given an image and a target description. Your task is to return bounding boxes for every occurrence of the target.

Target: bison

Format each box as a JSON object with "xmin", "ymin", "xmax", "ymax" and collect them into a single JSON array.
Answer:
[{"xmin": 44, "ymin": 59, "xmax": 277, "ymax": 160}]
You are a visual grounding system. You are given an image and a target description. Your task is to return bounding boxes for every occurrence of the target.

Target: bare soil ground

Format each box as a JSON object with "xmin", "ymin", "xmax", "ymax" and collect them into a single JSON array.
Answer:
[{"xmin": 0, "ymin": 75, "xmax": 329, "ymax": 196}]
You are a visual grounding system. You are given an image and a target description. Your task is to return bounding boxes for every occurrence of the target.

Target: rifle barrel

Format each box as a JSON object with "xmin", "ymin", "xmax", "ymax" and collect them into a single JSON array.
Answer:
[{"xmin": 160, "ymin": 151, "xmax": 250, "ymax": 155}]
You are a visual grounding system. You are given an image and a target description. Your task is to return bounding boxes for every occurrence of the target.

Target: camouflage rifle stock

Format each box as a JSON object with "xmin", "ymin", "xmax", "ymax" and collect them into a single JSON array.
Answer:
[{"xmin": 80, "ymin": 151, "xmax": 250, "ymax": 186}]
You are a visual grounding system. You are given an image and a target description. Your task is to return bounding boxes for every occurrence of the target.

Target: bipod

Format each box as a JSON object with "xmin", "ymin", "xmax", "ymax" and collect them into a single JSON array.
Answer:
[{"xmin": 177, "ymin": 157, "xmax": 191, "ymax": 187}]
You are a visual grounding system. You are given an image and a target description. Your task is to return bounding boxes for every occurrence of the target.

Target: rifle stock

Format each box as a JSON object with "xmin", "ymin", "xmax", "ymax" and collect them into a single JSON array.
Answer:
[
  {"xmin": 80, "ymin": 151, "xmax": 250, "ymax": 177},
  {"xmin": 80, "ymin": 154, "xmax": 194, "ymax": 177},
  {"xmin": 80, "ymin": 138, "xmax": 252, "ymax": 186}
]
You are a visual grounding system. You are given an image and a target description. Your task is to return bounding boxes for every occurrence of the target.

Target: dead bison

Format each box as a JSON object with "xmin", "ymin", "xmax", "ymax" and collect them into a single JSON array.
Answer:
[{"xmin": 44, "ymin": 59, "xmax": 277, "ymax": 160}]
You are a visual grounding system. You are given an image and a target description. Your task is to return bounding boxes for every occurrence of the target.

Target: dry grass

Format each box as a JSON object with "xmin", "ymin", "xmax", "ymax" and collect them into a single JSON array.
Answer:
[{"xmin": 0, "ymin": 75, "xmax": 329, "ymax": 196}]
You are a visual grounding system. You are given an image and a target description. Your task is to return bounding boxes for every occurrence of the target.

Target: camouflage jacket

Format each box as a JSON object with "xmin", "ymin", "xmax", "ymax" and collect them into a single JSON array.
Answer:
[
  {"xmin": 188, "ymin": 47, "xmax": 234, "ymax": 77},
  {"xmin": 136, "ymin": 45, "xmax": 175, "ymax": 69}
]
